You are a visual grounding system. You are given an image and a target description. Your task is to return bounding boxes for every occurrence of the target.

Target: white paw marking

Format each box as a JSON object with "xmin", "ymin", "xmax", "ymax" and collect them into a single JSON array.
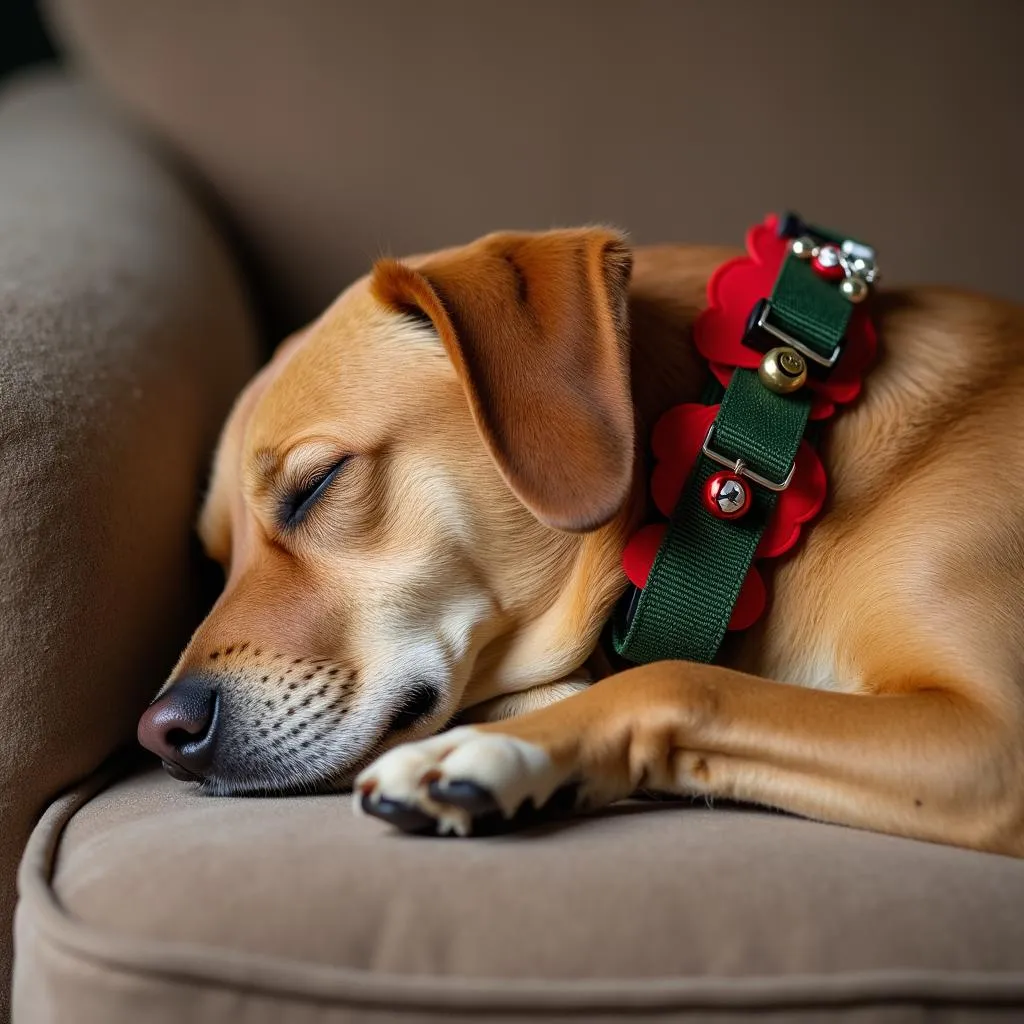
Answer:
[{"xmin": 354, "ymin": 726, "xmax": 565, "ymax": 835}]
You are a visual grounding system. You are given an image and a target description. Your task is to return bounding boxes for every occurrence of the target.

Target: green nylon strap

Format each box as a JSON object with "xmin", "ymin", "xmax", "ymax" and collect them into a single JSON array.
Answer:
[
  {"xmin": 613, "ymin": 371, "xmax": 810, "ymax": 663},
  {"xmin": 769, "ymin": 255, "xmax": 851, "ymax": 361},
  {"xmin": 613, "ymin": 220, "xmax": 858, "ymax": 666}
]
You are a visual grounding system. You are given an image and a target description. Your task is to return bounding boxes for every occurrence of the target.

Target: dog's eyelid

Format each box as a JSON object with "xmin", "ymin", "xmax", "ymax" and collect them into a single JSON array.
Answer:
[{"xmin": 281, "ymin": 455, "xmax": 350, "ymax": 528}]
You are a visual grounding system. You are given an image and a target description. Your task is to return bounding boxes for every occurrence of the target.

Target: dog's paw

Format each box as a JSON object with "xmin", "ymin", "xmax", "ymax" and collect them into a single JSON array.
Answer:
[{"xmin": 354, "ymin": 726, "xmax": 573, "ymax": 836}]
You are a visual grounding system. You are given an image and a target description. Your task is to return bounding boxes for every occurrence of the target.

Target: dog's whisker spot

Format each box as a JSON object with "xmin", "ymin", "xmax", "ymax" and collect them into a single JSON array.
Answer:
[
  {"xmin": 239, "ymin": 642, "xmax": 249, "ymax": 653},
  {"xmin": 259, "ymin": 729, "xmax": 268, "ymax": 737},
  {"xmin": 209, "ymin": 651, "xmax": 220, "ymax": 661},
  {"xmin": 225, "ymin": 646, "xmax": 235, "ymax": 655}
]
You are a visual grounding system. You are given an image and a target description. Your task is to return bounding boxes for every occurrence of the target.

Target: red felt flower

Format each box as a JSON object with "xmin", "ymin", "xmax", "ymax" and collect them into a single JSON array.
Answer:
[
  {"xmin": 694, "ymin": 214, "xmax": 877, "ymax": 420},
  {"xmin": 621, "ymin": 403, "xmax": 826, "ymax": 630}
]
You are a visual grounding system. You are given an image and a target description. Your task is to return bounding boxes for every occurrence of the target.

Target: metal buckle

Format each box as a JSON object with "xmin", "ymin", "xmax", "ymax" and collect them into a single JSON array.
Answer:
[
  {"xmin": 748, "ymin": 299, "xmax": 841, "ymax": 370},
  {"xmin": 701, "ymin": 422, "xmax": 795, "ymax": 493}
]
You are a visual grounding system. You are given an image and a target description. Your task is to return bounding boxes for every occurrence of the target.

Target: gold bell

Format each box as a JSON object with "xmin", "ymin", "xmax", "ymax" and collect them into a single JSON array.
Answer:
[
  {"xmin": 840, "ymin": 276, "xmax": 869, "ymax": 303},
  {"xmin": 759, "ymin": 346, "xmax": 807, "ymax": 394},
  {"xmin": 790, "ymin": 236, "xmax": 817, "ymax": 259}
]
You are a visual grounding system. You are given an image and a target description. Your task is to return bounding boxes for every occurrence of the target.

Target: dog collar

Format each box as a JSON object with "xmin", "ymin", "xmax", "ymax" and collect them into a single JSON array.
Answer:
[{"xmin": 613, "ymin": 213, "xmax": 879, "ymax": 665}]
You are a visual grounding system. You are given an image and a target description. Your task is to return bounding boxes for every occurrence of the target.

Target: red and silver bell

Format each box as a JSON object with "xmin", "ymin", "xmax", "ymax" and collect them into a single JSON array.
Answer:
[
  {"xmin": 702, "ymin": 471, "xmax": 750, "ymax": 520},
  {"xmin": 811, "ymin": 244, "xmax": 845, "ymax": 281}
]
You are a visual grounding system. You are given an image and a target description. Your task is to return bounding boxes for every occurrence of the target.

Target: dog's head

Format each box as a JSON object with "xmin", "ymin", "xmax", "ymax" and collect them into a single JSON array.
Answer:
[{"xmin": 138, "ymin": 229, "xmax": 638, "ymax": 793}]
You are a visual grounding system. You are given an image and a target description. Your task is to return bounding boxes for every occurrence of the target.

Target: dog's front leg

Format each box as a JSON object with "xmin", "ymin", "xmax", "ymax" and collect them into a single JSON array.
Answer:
[{"xmin": 356, "ymin": 661, "xmax": 1024, "ymax": 855}]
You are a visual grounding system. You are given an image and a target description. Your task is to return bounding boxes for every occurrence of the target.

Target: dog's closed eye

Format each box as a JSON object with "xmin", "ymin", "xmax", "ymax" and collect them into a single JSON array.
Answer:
[{"xmin": 282, "ymin": 457, "xmax": 350, "ymax": 527}]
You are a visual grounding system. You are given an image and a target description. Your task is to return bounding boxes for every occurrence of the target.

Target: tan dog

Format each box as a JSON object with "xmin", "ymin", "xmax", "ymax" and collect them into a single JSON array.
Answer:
[{"xmin": 137, "ymin": 228, "xmax": 1024, "ymax": 856}]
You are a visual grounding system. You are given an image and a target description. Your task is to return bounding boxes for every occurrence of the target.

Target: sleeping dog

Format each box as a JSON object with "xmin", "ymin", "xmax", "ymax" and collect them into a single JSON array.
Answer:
[{"xmin": 138, "ymin": 227, "xmax": 1024, "ymax": 856}]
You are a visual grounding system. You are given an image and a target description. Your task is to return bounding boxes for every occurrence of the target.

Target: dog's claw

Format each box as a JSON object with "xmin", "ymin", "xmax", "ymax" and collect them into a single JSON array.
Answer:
[
  {"xmin": 360, "ymin": 794, "xmax": 437, "ymax": 834},
  {"xmin": 427, "ymin": 779, "xmax": 499, "ymax": 815}
]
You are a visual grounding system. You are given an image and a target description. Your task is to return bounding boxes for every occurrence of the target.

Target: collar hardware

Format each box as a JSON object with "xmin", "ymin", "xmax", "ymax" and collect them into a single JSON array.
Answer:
[
  {"xmin": 701, "ymin": 421, "xmax": 796, "ymax": 493},
  {"xmin": 612, "ymin": 213, "xmax": 878, "ymax": 667},
  {"xmin": 745, "ymin": 297, "xmax": 842, "ymax": 372}
]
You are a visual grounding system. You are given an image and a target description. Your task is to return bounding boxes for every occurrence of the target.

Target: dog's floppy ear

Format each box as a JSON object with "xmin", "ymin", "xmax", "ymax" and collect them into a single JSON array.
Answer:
[{"xmin": 371, "ymin": 229, "xmax": 634, "ymax": 531}]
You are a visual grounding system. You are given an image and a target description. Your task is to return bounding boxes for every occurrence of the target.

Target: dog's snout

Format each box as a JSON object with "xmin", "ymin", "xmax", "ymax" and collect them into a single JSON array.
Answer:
[{"xmin": 138, "ymin": 678, "xmax": 220, "ymax": 781}]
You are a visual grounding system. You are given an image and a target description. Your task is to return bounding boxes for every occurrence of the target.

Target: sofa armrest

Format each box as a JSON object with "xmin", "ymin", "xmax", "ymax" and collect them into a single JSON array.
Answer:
[{"xmin": 0, "ymin": 71, "xmax": 261, "ymax": 1005}]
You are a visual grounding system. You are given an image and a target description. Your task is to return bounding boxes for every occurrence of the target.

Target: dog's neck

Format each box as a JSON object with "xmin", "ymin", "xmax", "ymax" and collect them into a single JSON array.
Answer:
[
  {"xmin": 626, "ymin": 284, "xmax": 711, "ymax": 439},
  {"xmin": 468, "ymin": 250, "xmax": 720, "ymax": 697}
]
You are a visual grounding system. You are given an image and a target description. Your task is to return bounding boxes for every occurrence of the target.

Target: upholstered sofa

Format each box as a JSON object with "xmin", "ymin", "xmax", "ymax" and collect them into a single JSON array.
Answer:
[{"xmin": 4, "ymin": 3, "xmax": 1024, "ymax": 1021}]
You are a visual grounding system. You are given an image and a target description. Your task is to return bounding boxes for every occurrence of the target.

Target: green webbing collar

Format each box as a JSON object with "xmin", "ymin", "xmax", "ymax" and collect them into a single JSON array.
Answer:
[{"xmin": 613, "ymin": 215, "xmax": 873, "ymax": 665}]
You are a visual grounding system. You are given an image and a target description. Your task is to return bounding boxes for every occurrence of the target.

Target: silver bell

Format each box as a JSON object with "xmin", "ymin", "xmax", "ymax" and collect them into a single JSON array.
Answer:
[{"xmin": 841, "ymin": 240, "xmax": 879, "ymax": 284}]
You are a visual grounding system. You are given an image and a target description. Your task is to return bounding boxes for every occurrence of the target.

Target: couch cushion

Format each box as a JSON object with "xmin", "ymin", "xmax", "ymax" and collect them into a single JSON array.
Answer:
[
  {"xmin": 14, "ymin": 767, "xmax": 1024, "ymax": 1022},
  {"xmin": 0, "ymin": 71, "xmax": 261, "ymax": 1019},
  {"xmin": 44, "ymin": 0, "xmax": 1024, "ymax": 332}
]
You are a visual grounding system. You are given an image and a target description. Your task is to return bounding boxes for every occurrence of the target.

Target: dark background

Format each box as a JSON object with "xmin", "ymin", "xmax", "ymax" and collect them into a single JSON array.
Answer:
[{"xmin": 0, "ymin": 0, "xmax": 55, "ymax": 79}]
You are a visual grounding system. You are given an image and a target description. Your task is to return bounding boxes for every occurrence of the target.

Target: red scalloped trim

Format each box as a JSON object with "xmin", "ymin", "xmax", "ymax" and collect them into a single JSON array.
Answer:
[
  {"xmin": 696, "ymin": 214, "xmax": 877, "ymax": 421},
  {"xmin": 621, "ymin": 214, "xmax": 874, "ymax": 635},
  {"xmin": 623, "ymin": 402, "xmax": 827, "ymax": 629}
]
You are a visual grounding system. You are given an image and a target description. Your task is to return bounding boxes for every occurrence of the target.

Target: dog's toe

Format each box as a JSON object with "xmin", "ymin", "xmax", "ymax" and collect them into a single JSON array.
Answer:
[{"xmin": 354, "ymin": 726, "xmax": 573, "ymax": 836}]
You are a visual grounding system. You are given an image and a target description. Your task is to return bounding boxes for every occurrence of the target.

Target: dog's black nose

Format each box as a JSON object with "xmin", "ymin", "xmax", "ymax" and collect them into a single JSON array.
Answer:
[{"xmin": 138, "ymin": 678, "xmax": 219, "ymax": 781}]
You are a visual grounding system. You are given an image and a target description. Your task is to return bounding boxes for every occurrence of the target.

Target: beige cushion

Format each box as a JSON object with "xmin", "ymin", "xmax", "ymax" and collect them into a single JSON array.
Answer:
[
  {"xmin": 14, "ymin": 767, "xmax": 1024, "ymax": 1021},
  {"xmin": 45, "ymin": 0, "xmax": 1024, "ymax": 329},
  {"xmin": 0, "ymin": 72, "xmax": 261, "ymax": 1018}
]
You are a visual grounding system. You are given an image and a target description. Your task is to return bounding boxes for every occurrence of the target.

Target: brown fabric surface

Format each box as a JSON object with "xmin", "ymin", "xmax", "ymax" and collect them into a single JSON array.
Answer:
[
  {"xmin": 44, "ymin": 0, "xmax": 1024, "ymax": 333},
  {"xmin": 0, "ymin": 72, "xmax": 261, "ymax": 1019},
  {"xmin": 12, "ymin": 767, "xmax": 1024, "ymax": 1022}
]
